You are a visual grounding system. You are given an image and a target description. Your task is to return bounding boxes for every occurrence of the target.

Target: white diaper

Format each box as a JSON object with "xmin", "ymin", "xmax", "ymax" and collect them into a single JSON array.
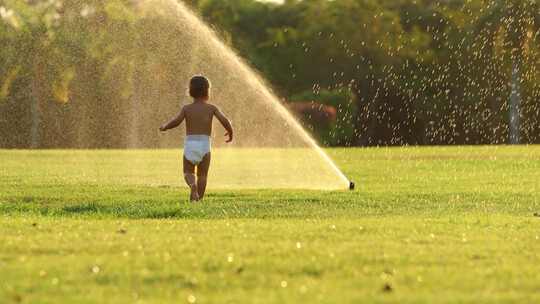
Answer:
[{"xmin": 184, "ymin": 135, "xmax": 211, "ymax": 165}]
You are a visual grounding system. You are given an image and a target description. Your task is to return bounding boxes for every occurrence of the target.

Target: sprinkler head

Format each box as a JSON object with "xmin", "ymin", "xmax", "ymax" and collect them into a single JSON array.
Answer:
[{"xmin": 349, "ymin": 181, "xmax": 355, "ymax": 191}]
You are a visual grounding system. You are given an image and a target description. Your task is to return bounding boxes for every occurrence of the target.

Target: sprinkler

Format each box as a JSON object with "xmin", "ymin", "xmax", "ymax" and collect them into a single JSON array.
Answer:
[{"xmin": 349, "ymin": 181, "xmax": 355, "ymax": 191}]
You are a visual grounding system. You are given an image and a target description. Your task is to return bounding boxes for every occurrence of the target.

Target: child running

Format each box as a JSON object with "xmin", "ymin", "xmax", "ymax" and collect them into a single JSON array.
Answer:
[{"xmin": 160, "ymin": 76, "xmax": 233, "ymax": 202}]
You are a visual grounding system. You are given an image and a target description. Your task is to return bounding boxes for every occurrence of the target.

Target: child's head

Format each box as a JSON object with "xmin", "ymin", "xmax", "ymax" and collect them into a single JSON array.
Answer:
[{"xmin": 189, "ymin": 75, "xmax": 211, "ymax": 100}]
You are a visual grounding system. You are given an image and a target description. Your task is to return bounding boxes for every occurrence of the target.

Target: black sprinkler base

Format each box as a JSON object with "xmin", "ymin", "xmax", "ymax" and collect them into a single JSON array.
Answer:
[{"xmin": 349, "ymin": 181, "xmax": 355, "ymax": 191}]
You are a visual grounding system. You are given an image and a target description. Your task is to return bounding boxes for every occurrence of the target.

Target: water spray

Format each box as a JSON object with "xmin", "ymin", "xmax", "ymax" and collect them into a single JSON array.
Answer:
[
  {"xmin": 164, "ymin": 1, "xmax": 351, "ymax": 190},
  {"xmin": 10, "ymin": 0, "xmax": 353, "ymax": 190}
]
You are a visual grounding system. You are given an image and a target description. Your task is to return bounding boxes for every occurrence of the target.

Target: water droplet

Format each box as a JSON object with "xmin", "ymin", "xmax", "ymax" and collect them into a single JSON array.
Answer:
[
  {"xmin": 281, "ymin": 281, "xmax": 288, "ymax": 288},
  {"xmin": 187, "ymin": 294, "xmax": 196, "ymax": 303}
]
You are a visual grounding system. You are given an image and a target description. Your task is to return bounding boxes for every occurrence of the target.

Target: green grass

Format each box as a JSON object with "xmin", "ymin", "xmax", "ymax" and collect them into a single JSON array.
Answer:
[
  {"xmin": 0, "ymin": 148, "xmax": 349, "ymax": 189},
  {"xmin": 1, "ymin": 146, "xmax": 540, "ymax": 303}
]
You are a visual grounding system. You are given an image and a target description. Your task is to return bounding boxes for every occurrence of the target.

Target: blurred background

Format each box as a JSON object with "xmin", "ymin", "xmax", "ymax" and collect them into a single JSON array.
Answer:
[{"xmin": 1, "ymin": 0, "xmax": 540, "ymax": 148}]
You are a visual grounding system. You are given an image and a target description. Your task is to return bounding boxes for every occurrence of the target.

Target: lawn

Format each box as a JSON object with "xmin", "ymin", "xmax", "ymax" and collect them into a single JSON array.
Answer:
[{"xmin": 1, "ymin": 146, "xmax": 540, "ymax": 303}]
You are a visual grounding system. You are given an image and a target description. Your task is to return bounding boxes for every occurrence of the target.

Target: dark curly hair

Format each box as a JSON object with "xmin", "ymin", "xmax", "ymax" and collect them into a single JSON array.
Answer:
[{"xmin": 189, "ymin": 75, "xmax": 210, "ymax": 99}]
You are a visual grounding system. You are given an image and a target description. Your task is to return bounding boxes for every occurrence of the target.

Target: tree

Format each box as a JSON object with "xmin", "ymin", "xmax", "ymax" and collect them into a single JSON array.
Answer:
[
  {"xmin": 2, "ymin": 0, "xmax": 539, "ymax": 147},
  {"xmin": 2, "ymin": 0, "xmax": 79, "ymax": 147},
  {"xmin": 475, "ymin": 0, "xmax": 540, "ymax": 144}
]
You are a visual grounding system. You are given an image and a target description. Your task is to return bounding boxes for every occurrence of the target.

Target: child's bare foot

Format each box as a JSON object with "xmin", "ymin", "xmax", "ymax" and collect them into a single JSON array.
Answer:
[{"xmin": 189, "ymin": 184, "xmax": 199, "ymax": 202}]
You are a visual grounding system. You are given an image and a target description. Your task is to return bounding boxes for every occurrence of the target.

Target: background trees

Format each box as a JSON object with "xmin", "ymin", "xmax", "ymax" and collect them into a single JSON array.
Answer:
[
  {"xmin": 475, "ymin": 0, "xmax": 540, "ymax": 144},
  {"xmin": 194, "ymin": 0, "xmax": 540, "ymax": 146},
  {"xmin": 1, "ymin": 0, "xmax": 540, "ymax": 147}
]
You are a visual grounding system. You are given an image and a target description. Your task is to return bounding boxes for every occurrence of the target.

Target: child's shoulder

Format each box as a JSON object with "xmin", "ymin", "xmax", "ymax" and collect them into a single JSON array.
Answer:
[
  {"xmin": 182, "ymin": 102, "xmax": 218, "ymax": 112},
  {"xmin": 205, "ymin": 103, "xmax": 219, "ymax": 111}
]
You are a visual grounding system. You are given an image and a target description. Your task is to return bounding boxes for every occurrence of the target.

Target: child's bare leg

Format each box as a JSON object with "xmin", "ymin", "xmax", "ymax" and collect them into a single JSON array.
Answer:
[
  {"xmin": 196, "ymin": 153, "xmax": 211, "ymax": 200},
  {"xmin": 184, "ymin": 173, "xmax": 198, "ymax": 201},
  {"xmin": 183, "ymin": 157, "xmax": 199, "ymax": 201}
]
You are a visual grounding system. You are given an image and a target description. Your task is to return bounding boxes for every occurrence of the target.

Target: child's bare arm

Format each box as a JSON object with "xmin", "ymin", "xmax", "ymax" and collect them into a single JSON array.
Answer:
[
  {"xmin": 214, "ymin": 106, "xmax": 233, "ymax": 143},
  {"xmin": 160, "ymin": 107, "xmax": 185, "ymax": 132}
]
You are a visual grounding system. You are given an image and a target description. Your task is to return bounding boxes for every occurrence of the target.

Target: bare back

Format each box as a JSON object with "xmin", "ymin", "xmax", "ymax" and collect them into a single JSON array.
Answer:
[
  {"xmin": 183, "ymin": 102, "xmax": 216, "ymax": 136},
  {"xmin": 160, "ymin": 100, "xmax": 232, "ymax": 141}
]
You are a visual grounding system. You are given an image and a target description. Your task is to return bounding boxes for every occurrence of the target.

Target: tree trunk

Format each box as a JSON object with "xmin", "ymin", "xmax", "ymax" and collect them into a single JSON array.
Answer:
[
  {"xmin": 128, "ymin": 69, "xmax": 142, "ymax": 148},
  {"xmin": 509, "ymin": 58, "xmax": 522, "ymax": 144},
  {"xmin": 30, "ymin": 57, "xmax": 43, "ymax": 148}
]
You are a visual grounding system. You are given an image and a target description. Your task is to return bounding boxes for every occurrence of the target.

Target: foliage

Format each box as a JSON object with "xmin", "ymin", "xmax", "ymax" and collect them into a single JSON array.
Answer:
[
  {"xmin": 1, "ymin": 0, "xmax": 540, "ymax": 147},
  {"xmin": 290, "ymin": 89, "xmax": 357, "ymax": 146},
  {"xmin": 195, "ymin": 0, "xmax": 540, "ymax": 145}
]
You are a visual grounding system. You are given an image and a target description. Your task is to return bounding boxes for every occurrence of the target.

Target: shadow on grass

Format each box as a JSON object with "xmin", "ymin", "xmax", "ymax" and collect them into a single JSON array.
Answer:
[
  {"xmin": 1, "ymin": 184, "xmax": 536, "ymax": 219},
  {"xmin": 0, "ymin": 184, "xmax": 357, "ymax": 219}
]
